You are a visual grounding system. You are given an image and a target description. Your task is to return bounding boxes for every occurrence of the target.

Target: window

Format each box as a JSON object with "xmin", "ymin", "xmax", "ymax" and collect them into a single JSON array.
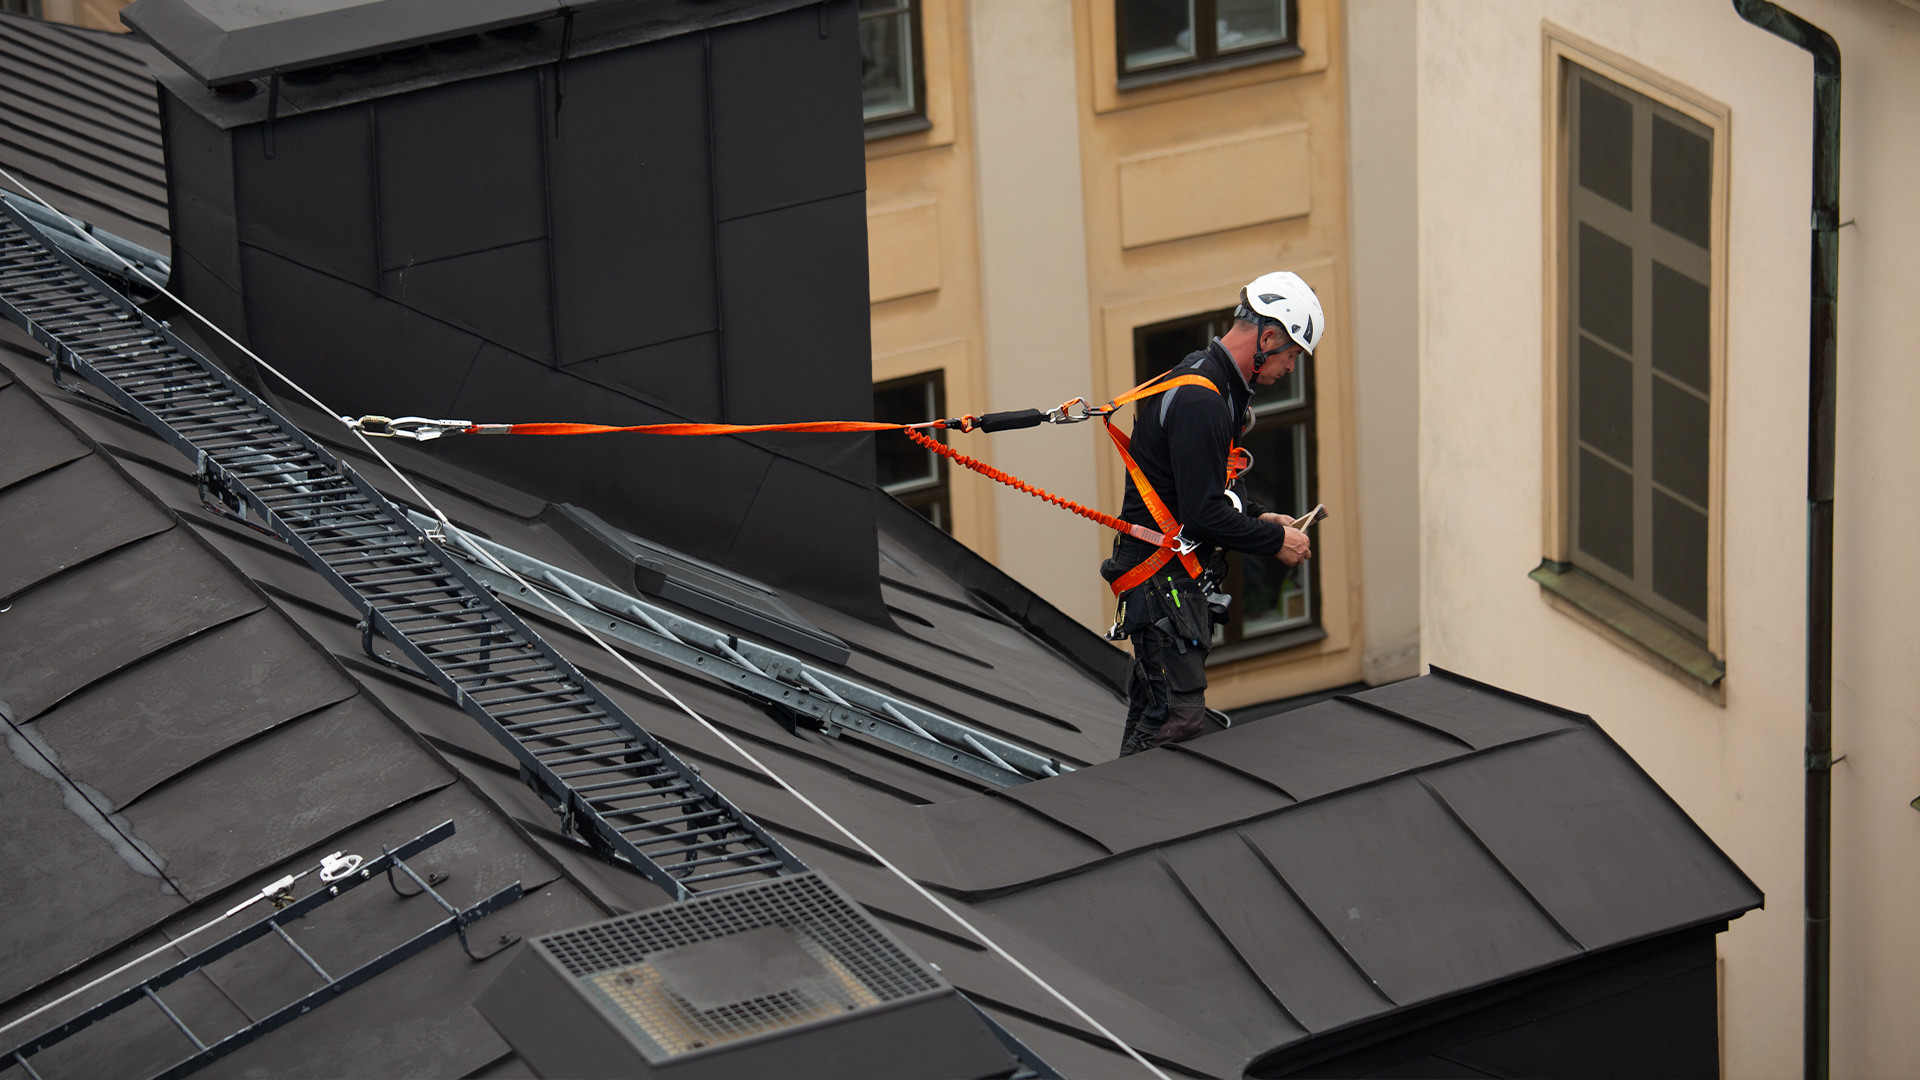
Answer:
[
  {"xmin": 1116, "ymin": 0, "xmax": 1297, "ymax": 84},
  {"xmin": 860, "ymin": 0, "xmax": 925, "ymax": 134},
  {"xmin": 1557, "ymin": 64, "xmax": 1716, "ymax": 647},
  {"xmin": 874, "ymin": 371, "xmax": 951, "ymax": 531},
  {"xmin": 1, "ymin": 0, "xmax": 43, "ymax": 15},
  {"xmin": 1134, "ymin": 309, "xmax": 1317, "ymax": 649}
]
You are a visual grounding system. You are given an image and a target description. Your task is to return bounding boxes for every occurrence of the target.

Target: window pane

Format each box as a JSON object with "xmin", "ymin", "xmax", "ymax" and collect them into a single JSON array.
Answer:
[
  {"xmin": 1241, "ymin": 416, "xmax": 1304, "ymax": 520},
  {"xmin": 1578, "ymin": 336, "xmax": 1633, "ymax": 467},
  {"xmin": 1652, "ymin": 489, "xmax": 1708, "ymax": 621},
  {"xmin": 1578, "ymin": 223, "xmax": 1633, "ymax": 353},
  {"xmin": 1239, "ymin": 422, "xmax": 1310, "ymax": 635},
  {"xmin": 1120, "ymin": 0, "xmax": 1197, "ymax": 71},
  {"xmin": 1651, "ymin": 261, "xmax": 1710, "ymax": 394},
  {"xmin": 1578, "ymin": 448, "xmax": 1634, "ymax": 575},
  {"xmin": 860, "ymin": 10, "xmax": 914, "ymax": 120},
  {"xmin": 1578, "ymin": 78, "xmax": 1633, "ymax": 211},
  {"xmin": 1136, "ymin": 318, "xmax": 1214, "ymax": 380},
  {"xmin": 1217, "ymin": 0, "xmax": 1288, "ymax": 52},
  {"xmin": 1652, "ymin": 375, "xmax": 1708, "ymax": 507},
  {"xmin": 1651, "ymin": 114, "xmax": 1711, "ymax": 248},
  {"xmin": 874, "ymin": 379, "xmax": 937, "ymax": 491}
]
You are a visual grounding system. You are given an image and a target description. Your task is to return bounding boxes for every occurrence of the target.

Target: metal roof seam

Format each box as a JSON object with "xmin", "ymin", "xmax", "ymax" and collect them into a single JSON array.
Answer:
[
  {"xmin": 1233, "ymin": 829, "xmax": 1399, "ymax": 1008},
  {"xmin": 1153, "ymin": 851, "xmax": 1310, "ymax": 1035},
  {"xmin": 1413, "ymin": 774, "xmax": 1589, "ymax": 953},
  {"xmin": 1330, "ymin": 692, "xmax": 1479, "ymax": 749},
  {"xmin": 0, "ymin": 701, "xmax": 189, "ymax": 899},
  {"xmin": 1422, "ymin": 664, "xmax": 1600, "ymax": 723},
  {"xmin": 103, "ymin": 694, "xmax": 409, "ymax": 818},
  {"xmin": 0, "ymin": 439, "xmax": 99, "ymax": 500}
]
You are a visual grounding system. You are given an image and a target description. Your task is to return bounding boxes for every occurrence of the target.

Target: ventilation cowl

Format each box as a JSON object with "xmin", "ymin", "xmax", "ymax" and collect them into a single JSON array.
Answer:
[{"xmin": 475, "ymin": 872, "xmax": 1018, "ymax": 1079}]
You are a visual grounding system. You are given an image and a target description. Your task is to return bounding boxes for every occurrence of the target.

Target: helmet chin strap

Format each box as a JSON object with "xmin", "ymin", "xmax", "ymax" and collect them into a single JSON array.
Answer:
[
  {"xmin": 1250, "ymin": 326, "xmax": 1285, "ymax": 374},
  {"xmin": 1236, "ymin": 298, "xmax": 1291, "ymax": 375}
]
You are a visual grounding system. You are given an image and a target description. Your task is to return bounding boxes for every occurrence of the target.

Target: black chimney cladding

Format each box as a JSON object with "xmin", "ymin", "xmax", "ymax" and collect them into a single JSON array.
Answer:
[{"xmin": 135, "ymin": 0, "xmax": 886, "ymax": 618}]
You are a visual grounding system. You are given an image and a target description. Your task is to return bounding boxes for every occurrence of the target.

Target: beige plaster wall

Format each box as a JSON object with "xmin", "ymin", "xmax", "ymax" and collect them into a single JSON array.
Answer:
[
  {"xmin": 1414, "ymin": 1, "xmax": 1920, "ymax": 1075},
  {"xmin": 965, "ymin": 0, "xmax": 1106, "ymax": 627},
  {"xmin": 866, "ymin": 0, "xmax": 999, "ymax": 560},
  {"xmin": 1344, "ymin": 0, "xmax": 1421, "ymax": 684},
  {"xmin": 871, "ymin": 1, "xmax": 1379, "ymax": 704}
]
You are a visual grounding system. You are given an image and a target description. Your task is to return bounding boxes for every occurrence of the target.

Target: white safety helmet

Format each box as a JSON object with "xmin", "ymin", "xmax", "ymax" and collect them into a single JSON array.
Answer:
[{"xmin": 1236, "ymin": 271, "xmax": 1324, "ymax": 370}]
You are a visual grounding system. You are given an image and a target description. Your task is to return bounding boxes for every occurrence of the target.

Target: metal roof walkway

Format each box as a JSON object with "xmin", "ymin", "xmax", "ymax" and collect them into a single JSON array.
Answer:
[{"xmin": 0, "ymin": 202, "xmax": 804, "ymax": 902}]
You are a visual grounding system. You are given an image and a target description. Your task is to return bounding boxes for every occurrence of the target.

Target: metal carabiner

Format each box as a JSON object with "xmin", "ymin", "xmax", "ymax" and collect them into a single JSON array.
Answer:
[
  {"xmin": 344, "ymin": 415, "xmax": 473, "ymax": 441},
  {"xmin": 1045, "ymin": 397, "xmax": 1094, "ymax": 425}
]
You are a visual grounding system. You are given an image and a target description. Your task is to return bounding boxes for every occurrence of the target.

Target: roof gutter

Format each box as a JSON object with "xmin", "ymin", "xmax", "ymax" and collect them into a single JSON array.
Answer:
[{"xmin": 1728, "ymin": 4, "xmax": 1840, "ymax": 1078}]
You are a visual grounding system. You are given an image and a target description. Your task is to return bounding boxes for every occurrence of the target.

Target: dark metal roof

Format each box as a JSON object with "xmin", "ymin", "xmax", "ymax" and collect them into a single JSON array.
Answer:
[
  {"xmin": 3, "ymin": 324, "xmax": 1763, "ymax": 1076},
  {"xmin": 0, "ymin": 354, "xmax": 609, "ymax": 1078},
  {"xmin": 0, "ymin": 14, "xmax": 1762, "ymax": 1076},
  {"xmin": 0, "ymin": 12, "xmax": 170, "ymax": 251}
]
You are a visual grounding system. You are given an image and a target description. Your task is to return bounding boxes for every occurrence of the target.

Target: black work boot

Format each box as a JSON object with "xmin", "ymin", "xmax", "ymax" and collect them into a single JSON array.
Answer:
[
  {"xmin": 1121, "ymin": 719, "xmax": 1162, "ymax": 757},
  {"xmin": 1149, "ymin": 705, "xmax": 1208, "ymax": 748}
]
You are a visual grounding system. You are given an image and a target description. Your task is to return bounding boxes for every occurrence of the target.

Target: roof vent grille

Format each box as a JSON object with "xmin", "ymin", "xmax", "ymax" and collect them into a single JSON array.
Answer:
[
  {"xmin": 541, "ymin": 875, "xmax": 940, "ymax": 1061},
  {"xmin": 477, "ymin": 872, "xmax": 1015, "ymax": 1079}
]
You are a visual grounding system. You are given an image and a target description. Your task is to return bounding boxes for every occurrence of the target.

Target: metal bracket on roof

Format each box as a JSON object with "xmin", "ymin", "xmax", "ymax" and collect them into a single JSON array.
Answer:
[
  {"xmin": 195, "ymin": 449, "xmax": 283, "ymax": 541},
  {"xmin": 0, "ymin": 820, "xmax": 523, "ymax": 1080}
]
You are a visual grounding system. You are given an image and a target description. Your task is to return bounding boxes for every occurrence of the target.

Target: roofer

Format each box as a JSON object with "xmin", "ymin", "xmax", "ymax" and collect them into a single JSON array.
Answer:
[{"xmin": 1102, "ymin": 272, "xmax": 1323, "ymax": 756}]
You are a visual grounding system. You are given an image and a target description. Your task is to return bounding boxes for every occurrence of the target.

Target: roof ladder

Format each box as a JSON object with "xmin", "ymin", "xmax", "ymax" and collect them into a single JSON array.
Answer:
[
  {"xmin": 0, "ymin": 821, "xmax": 521, "ymax": 1080},
  {"xmin": 0, "ymin": 203, "xmax": 805, "ymax": 901}
]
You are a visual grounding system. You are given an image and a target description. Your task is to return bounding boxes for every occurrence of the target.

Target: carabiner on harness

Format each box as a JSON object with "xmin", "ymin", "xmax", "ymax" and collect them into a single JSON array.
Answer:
[
  {"xmin": 345, "ymin": 415, "xmax": 474, "ymax": 441},
  {"xmin": 1045, "ymin": 397, "xmax": 1096, "ymax": 425}
]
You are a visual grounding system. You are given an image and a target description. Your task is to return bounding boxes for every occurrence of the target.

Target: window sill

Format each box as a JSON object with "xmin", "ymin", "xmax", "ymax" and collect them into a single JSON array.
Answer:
[
  {"xmin": 1206, "ymin": 623, "xmax": 1326, "ymax": 667},
  {"xmin": 1116, "ymin": 44, "xmax": 1304, "ymax": 93},
  {"xmin": 864, "ymin": 114, "xmax": 933, "ymax": 142},
  {"xmin": 1529, "ymin": 559, "xmax": 1724, "ymax": 693}
]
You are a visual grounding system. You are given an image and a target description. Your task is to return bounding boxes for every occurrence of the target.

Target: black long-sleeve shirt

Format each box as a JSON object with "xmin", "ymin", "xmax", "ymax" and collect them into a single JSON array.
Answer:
[{"xmin": 1107, "ymin": 340, "xmax": 1287, "ymax": 576}]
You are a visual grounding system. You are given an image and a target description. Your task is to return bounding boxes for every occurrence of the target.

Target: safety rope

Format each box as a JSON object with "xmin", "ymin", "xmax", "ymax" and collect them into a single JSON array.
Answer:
[
  {"xmin": 902, "ymin": 427, "xmax": 1179, "ymax": 550},
  {"xmin": 345, "ymin": 369, "xmax": 1226, "ymax": 563}
]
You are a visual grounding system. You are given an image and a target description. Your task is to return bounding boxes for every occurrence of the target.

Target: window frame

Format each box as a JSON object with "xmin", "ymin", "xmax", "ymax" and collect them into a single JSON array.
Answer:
[
  {"xmin": 860, "ymin": 0, "xmax": 931, "ymax": 140},
  {"xmin": 1129, "ymin": 307, "xmax": 1323, "ymax": 656},
  {"xmin": 1540, "ymin": 28, "xmax": 1731, "ymax": 687},
  {"xmin": 873, "ymin": 369, "xmax": 952, "ymax": 532},
  {"xmin": 1114, "ymin": 0, "xmax": 1302, "ymax": 90}
]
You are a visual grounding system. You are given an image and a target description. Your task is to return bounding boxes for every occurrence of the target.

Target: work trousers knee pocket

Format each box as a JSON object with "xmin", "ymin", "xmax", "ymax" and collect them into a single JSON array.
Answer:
[{"xmin": 1135, "ymin": 623, "xmax": 1208, "ymax": 699}]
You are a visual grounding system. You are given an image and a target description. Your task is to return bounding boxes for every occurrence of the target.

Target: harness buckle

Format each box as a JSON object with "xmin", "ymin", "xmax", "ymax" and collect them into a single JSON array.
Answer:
[
  {"xmin": 1045, "ymin": 397, "xmax": 1094, "ymax": 425},
  {"xmin": 1170, "ymin": 530, "xmax": 1199, "ymax": 556}
]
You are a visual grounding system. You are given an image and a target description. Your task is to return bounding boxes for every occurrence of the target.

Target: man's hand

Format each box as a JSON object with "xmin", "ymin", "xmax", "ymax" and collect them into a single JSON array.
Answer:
[
  {"xmin": 1259, "ymin": 512, "xmax": 1295, "ymax": 529},
  {"xmin": 1276, "ymin": 526, "xmax": 1311, "ymax": 566}
]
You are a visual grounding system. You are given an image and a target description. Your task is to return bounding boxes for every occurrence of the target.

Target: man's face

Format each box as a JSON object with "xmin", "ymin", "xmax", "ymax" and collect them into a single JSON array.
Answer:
[{"xmin": 1255, "ymin": 329, "xmax": 1304, "ymax": 385}]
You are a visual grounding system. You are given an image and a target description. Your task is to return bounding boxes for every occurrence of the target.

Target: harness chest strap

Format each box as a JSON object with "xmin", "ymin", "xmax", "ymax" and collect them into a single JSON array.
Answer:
[{"xmin": 1102, "ymin": 372, "xmax": 1228, "ymax": 596}]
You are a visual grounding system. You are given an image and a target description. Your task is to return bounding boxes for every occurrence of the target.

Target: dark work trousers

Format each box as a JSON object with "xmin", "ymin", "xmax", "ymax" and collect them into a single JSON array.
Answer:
[{"xmin": 1118, "ymin": 573, "xmax": 1213, "ymax": 756}]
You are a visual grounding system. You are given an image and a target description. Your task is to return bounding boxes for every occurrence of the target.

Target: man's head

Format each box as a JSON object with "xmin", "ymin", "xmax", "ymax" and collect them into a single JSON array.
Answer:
[{"xmin": 1220, "ymin": 271, "xmax": 1323, "ymax": 387}]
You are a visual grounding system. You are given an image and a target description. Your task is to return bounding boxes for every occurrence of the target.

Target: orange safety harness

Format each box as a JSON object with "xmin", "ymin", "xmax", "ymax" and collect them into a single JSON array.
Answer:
[{"xmin": 349, "ymin": 370, "xmax": 1245, "ymax": 597}]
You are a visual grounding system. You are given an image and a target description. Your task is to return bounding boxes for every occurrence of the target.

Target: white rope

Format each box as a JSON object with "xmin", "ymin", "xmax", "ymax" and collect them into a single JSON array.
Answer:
[{"xmin": 0, "ymin": 168, "xmax": 1169, "ymax": 1080}]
